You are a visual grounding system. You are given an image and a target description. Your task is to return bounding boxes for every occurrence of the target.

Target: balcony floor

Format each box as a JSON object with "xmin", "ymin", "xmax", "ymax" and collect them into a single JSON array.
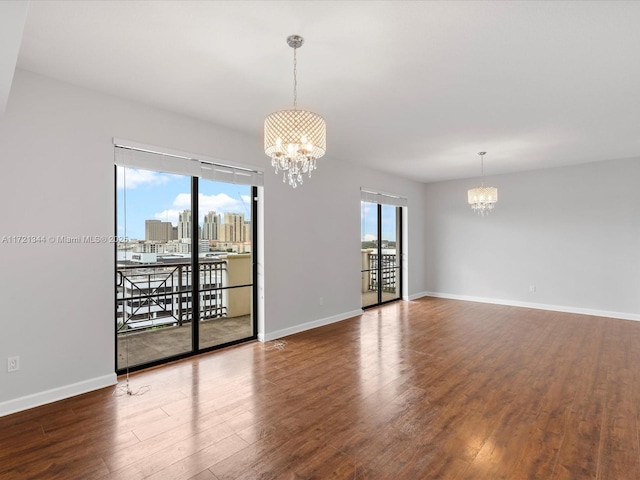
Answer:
[{"xmin": 117, "ymin": 315, "xmax": 252, "ymax": 369}]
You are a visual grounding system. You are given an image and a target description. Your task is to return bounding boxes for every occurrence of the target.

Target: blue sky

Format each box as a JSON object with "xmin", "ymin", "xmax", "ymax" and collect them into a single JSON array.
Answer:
[
  {"xmin": 117, "ymin": 167, "xmax": 251, "ymax": 240},
  {"xmin": 361, "ymin": 202, "xmax": 398, "ymax": 243}
]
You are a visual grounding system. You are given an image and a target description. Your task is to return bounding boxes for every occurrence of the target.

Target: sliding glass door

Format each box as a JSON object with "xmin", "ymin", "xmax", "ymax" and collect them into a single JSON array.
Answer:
[
  {"xmin": 116, "ymin": 169, "xmax": 194, "ymax": 369},
  {"xmin": 197, "ymin": 178, "xmax": 254, "ymax": 350},
  {"xmin": 115, "ymin": 145, "xmax": 259, "ymax": 373},
  {"xmin": 361, "ymin": 195, "xmax": 403, "ymax": 308},
  {"xmin": 380, "ymin": 204, "xmax": 401, "ymax": 302},
  {"xmin": 361, "ymin": 201, "xmax": 379, "ymax": 308}
]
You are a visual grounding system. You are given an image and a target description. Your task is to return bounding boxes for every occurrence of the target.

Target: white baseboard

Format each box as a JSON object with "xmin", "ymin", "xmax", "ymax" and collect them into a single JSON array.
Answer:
[
  {"xmin": 0, "ymin": 373, "xmax": 117, "ymax": 418},
  {"xmin": 258, "ymin": 309, "xmax": 364, "ymax": 342},
  {"xmin": 422, "ymin": 291, "xmax": 640, "ymax": 322},
  {"xmin": 405, "ymin": 291, "xmax": 429, "ymax": 301}
]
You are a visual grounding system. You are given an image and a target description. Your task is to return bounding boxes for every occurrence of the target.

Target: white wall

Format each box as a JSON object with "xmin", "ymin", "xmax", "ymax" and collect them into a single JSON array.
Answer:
[
  {"xmin": 0, "ymin": 1, "xmax": 27, "ymax": 114},
  {"xmin": 423, "ymin": 158, "xmax": 640, "ymax": 319},
  {"xmin": 0, "ymin": 70, "xmax": 426, "ymax": 414}
]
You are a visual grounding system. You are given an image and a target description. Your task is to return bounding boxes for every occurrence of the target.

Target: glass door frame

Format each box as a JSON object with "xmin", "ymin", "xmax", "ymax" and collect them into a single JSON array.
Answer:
[
  {"xmin": 114, "ymin": 166, "xmax": 258, "ymax": 374},
  {"xmin": 361, "ymin": 201, "xmax": 403, "ymax": 309}
]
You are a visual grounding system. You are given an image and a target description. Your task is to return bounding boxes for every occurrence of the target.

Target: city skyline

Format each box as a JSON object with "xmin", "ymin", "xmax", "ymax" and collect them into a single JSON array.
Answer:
[
  {"xmin": 117, "ymin": 167, "xmax": 251, "ymax": 240},
  {"xmin": 144, "ymin": 210, "xmax": 250, "ymax": 244}
]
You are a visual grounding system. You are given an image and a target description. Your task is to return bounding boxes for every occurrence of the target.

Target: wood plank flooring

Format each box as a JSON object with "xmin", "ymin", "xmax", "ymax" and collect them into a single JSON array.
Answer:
[{"xmin": 2, "ymin": 297, "xmax": 640, "ymax": 479}]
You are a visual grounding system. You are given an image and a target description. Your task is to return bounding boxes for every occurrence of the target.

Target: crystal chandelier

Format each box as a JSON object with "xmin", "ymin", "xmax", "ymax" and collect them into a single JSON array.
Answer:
[
  {"xmin": 467, "ymin": 152, "xmax": 498, "ymax": 216},
  {"xmin": 264, "ymin": 35, "xmax": 326, "ymax": 188}
]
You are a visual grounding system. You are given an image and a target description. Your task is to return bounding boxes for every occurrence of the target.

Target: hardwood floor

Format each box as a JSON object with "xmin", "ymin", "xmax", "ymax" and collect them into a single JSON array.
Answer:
[{"xmin": 2, "ymin": 297, "xmax": 640, "ymax": 479}]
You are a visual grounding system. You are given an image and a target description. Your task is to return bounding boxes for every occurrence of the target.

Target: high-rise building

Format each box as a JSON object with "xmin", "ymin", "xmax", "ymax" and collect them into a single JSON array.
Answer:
[
  {"xmin": 177, "ymin": 210, "xmax": 192, "ymax": 240},
  {"xmin": 219, "ymin": 223, "xmax": 233, "ymax": 243},
  {"xmin": 202, "ymin": 211, "xmax": 221, "ymax": 240},
  {"xmin": 223, "ymin": 213, "xmax": 245, "ymax": 243},
  {"xmin": 145, "ymin": 219, "xmax": 175, "ymax": 242},
  {"xmin": 243, "ymin": 221, "xmax": 251, "ymax": 244}
]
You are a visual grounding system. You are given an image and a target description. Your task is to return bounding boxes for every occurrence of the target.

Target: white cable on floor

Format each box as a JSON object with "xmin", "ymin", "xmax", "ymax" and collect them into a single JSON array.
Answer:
[{"xmin": 113, "ymin": 162, "xmax": 150, "ymax": 398}]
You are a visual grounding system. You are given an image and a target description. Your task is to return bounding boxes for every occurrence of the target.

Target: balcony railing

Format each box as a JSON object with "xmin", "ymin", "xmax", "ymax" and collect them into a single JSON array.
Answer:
[
  {"xmin": 116, "ymin": 255, "xmax": 251, "ymax": 334},
  {"xmin": 361, "ymin": 251, "xmax": 398, "ymax": 293}
]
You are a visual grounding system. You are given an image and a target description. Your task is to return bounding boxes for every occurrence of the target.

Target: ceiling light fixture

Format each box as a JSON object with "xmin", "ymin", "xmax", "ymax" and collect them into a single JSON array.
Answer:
[
  {"xmin": 468, "ymin": 152, "xmax": 498, "ymax": 216},
  {"xmin": 264, "ymin": 35, "xmax": 326, "ymax": 188}
]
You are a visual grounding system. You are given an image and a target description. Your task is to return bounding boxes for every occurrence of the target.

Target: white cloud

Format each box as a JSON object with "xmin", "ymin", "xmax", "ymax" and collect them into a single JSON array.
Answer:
[
  {"xmin": 116, "ymin": 166, "xmax": 170, "ymax": 189},
  {"xmin": 362, "ymin": 234, "xmax": 377, "ymax": 242},
  {"xmin": 199, "ymin": 193, "xmax": 240, "ymax": 213},
  {"xmin": 173, "ymin": 193, "xmax": 191, "ymax": 209},
  {"xmin": 152, "ymin": 192, "xmax": 248, "ymax": 225},
  {"xmin": 361, "ymin": 202, "xmax": 375, "ymax": 219},
  {"xmin": 154, "ymin": 209, "xmax": 181, "ymax": 225}
]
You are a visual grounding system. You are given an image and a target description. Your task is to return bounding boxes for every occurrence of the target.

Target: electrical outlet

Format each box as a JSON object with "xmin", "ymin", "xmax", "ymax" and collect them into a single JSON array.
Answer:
[
  {"xmin": 319, "ymin": 297, "xmax": 324, "ymax": 306},
  {"xmin": 530, "ymin": 285, "xmax": 536, "ymax": 293},
  {"xmin": 7, "ymin": 356, "xmax": 19, "ymax": 372}
]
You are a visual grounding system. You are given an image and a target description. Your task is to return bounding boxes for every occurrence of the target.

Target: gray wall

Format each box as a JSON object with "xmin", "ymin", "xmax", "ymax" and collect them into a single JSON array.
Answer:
[
  {"xmin": 0, "ymin": 70, "xmax": 426, "ymax": 414},
  {"xmin": 423, "ymin": 159, "xmax": 640, "ymax": 318}
]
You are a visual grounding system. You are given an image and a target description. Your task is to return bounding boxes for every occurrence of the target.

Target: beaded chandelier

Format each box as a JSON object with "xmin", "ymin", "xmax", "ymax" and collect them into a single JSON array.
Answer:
[
  {"xmin": 468, "ymin": 152, "xmax": 498, "ymax": 216},
  {"xmin": 264, "ymin": 35, "xmax": 326, "ymax": 188}
]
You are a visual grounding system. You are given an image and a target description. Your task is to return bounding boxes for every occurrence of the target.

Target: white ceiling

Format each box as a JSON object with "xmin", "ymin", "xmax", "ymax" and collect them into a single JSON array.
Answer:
[{"xmin": 14, "ymin": 0, "xmax": 640, "ymax": 183}]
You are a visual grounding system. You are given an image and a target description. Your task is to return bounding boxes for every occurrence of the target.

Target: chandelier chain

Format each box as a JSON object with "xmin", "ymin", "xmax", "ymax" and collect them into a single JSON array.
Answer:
[
  {"xmin": 478, "ymin": 151, "xmax": 486, "ymax": 186},
  {"xmin": 293, "ymin": 45, "xmax": 297, "ymax": 110}
]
